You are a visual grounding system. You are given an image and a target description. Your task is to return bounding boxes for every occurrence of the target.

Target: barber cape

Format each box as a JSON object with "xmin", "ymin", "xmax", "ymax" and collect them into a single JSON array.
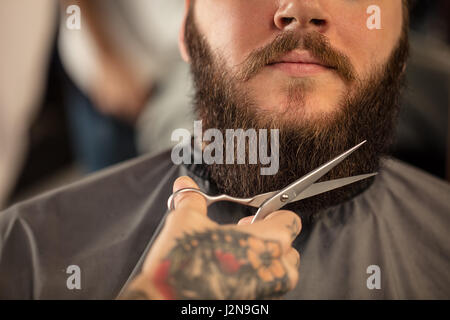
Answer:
[{"xmin": 0, "ymin": 151, "xmax": 449, "ymax": 299}]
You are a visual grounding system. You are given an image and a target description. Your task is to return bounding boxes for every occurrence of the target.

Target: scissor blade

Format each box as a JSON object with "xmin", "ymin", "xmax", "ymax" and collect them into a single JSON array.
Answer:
[
  {"xmin": 247, "ymin": 173, "xmax": 377, "ymax": 208},
  {"xmin": 291, "ymin": 172, "xmax": 377, "ymax": 202},
  {"xmin": 252, "ymin": 140, "xmax": 367, "ymax": 223}
]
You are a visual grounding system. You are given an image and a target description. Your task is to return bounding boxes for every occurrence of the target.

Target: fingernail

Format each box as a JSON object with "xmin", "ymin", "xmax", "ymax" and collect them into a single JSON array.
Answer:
[{"xmin": 238, "ymin": 216, "xmax": 253, "ymax": 225}]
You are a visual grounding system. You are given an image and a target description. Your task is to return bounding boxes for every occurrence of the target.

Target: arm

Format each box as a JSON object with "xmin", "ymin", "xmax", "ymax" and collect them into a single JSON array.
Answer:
[
  {"xmin": 62, "ymin": 0, "xmax": 116, "ymax": 54},
  {"xmin": 61, "ymin": 0, "xmax": 151, "ymax": 121}
]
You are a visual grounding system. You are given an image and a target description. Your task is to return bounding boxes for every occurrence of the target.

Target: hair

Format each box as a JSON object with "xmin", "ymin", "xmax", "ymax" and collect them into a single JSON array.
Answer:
[
  {"xmin": 184, "ymin": 0, "xmax": 410, "ymax": 219},
  {"xmin": 187, "ymin": 0, "xmax": 411, "ymax": 56}
]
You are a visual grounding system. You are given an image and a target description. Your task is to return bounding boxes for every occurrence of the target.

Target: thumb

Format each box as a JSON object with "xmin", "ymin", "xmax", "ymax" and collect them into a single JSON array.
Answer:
[{"xmin": 172, "ymin": 176, "xmax": 207, "ymax": 216}]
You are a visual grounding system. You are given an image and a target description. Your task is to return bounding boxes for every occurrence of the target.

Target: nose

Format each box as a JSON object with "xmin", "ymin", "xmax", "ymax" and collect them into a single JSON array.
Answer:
[{"xmin": 274, "ymin": 0, "xmax": 330, "ymax": 33}]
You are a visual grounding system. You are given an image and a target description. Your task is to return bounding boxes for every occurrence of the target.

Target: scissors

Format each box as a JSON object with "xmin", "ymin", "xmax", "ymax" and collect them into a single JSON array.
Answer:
[
  {"xmin": 168, "ymin": 140, "xmax": 377, "ymax": 223},
  {"xmin": 118, "ymin": 140, "xmax": 376, "ymax": 296}
]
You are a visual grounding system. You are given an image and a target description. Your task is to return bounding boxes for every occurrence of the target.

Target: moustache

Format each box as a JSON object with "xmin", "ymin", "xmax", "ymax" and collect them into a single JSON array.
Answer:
[{"xmin": 238, "ymin": 31, "xmax": 357, "ymax": 83}]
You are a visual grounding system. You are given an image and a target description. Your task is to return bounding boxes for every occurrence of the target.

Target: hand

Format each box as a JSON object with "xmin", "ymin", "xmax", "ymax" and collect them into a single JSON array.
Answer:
[
  {"xmin": 90, "ymin": 53, "xmax": 151, "ymax": 122},
  {"xmin": 119, "ymin": 176, "xmax": 301, "ymax": 300}
]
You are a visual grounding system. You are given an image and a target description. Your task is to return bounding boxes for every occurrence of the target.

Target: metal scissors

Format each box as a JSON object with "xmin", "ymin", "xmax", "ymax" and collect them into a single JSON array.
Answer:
[
  {"xmin": 168, "ymin": 140, "xmax": 377, "ymax": 223},
  {"xmin": 118, "ymin": 140, "xmax": 375, "ymax": 296}
]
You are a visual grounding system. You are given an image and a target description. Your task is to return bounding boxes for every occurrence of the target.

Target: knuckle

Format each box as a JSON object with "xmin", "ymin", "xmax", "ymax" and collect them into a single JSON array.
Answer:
[
  {"xmin": 280, "ymin": 231, "xmax": 292, "ymax": 246},
  {"xmin": 287, "ymin": 211, "xmax": 302, "ymax": 227},
  {"xmin": 294, "ymin": 214, "xmax": 302, "ymax": 229},
  {"xmin": 278, "ymin": 210, "xmax": 297, "ymax": 219},
  {"xmin": 173, "ymin": 192, "xmax": 191, "ymax": 207},
  {"xmin": 290, "ymin": 268, "xmax": 300, "ymax": 289},
  {"xmin": 268, "ymin": 209, "xmax": 295, "ymax": 220},
  {"xmin": 294, "ymin": 249, "xmax": 301, "ymax": 268},
  {"xmin": 276, "ymin": 211, "xmax": 302, "ymax": 231},
  {"xmin": 284, "ymin": 257, "xmax": 300, "ymax": 289}
]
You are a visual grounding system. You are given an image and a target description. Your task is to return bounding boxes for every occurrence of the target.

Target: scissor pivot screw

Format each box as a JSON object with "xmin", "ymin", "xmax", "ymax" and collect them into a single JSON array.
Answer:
[{"xmin": 280, "ymin": 194, "xmax": 289, "ymax": 202}]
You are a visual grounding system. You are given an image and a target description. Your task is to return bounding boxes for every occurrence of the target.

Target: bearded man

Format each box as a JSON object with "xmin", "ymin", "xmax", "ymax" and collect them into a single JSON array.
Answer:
[{"xmin": 0, "ymin": 0, "xmax": 449, "ymax": 300}]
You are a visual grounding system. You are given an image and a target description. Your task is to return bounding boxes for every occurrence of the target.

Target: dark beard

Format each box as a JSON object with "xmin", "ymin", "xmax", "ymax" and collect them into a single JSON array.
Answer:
[{"xmin": 185, "ymin": 9, "xmax": 409, "ymax": 220}]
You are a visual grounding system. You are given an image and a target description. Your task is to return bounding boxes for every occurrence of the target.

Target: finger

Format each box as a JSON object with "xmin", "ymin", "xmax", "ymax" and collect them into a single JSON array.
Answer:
[
  {"xmin": 172, "ymin": 176, "xmax": 207, "ymax": 216},
  {"xmin": 285, "ymin": 248, "xmax": 301, "ymax": 269},
  {"xmin": 237, "ymin": 216, "xmax": 254, "ymax": 226},
  {"xmin": 283, "ymin": 255, "xmax": 300, "ymax": 290},
  {"xmin": 238, "ymin": 210, "xmax": 301, "ymax": 252}
]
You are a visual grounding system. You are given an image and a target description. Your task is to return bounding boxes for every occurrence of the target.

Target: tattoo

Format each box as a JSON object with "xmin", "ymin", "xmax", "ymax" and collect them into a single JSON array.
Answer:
[
  {"xmin": 152, "ymin": 229, "xmax": 290, "ymax": 300},
  {"xmin": 118, "ymin": 289, "xmax": 149, "ymax": 300},
  {"xmin": 287, "ymin": 218, "xmax": 299, "ymax": 240}
]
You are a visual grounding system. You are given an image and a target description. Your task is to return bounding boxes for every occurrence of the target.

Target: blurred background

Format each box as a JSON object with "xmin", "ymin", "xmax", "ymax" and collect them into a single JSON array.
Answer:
[{"xmin": 0, "ymin": 0, "xmax": 449, "ymax": 210}]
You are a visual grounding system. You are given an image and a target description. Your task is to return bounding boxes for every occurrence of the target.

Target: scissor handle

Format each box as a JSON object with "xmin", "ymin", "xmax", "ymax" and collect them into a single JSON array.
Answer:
[
  {"xmin": 167, "ymin": 188, "xmax": 257, "ymax": 211},
  {"xmin": 167, "ymin": 188, "xmax": 210, "ymax": 211}
]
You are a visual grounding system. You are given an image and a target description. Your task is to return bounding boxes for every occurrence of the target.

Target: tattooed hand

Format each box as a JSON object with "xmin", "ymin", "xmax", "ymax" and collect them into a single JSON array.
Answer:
[{"xmin": 119, "ymin": 176, "xmax": 301, "ymax": 300}]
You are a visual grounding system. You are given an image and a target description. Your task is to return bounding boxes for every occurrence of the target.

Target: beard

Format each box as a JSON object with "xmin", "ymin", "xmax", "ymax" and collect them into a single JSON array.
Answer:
[{"xmin": 184, "ymin": 9, "xmax": 410, "ymax": 220}]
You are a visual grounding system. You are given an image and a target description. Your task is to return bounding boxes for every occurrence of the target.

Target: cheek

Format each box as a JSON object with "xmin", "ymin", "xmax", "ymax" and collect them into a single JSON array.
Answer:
[
  {"xmin": 330, "ymin": 1, "xmax": 403, "ymax": 77},
  {"xmin": 196, "ymin": 0, "xmax": 276, "ymax": 68}
]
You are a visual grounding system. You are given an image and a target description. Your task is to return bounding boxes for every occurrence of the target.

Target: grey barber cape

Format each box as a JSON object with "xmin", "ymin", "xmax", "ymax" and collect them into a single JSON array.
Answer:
[{"xmin": 0, "ymin": 150, "xmax": 449, "ymax": 299}]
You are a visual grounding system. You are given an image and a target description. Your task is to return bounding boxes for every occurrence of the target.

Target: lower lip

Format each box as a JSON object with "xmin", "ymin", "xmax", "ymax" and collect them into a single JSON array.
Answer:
[{"xmin": 268, "ymin": 62, "xmax": 330, "ymax": 77}]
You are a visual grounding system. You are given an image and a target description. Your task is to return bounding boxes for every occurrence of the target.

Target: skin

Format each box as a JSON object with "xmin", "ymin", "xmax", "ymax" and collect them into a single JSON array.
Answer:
[
  {"xmin": 121, "ymin": 0, "xmax": 405, "ymax": 299},
  {"xmin": 119, "ymin": 176, "xmax": 301, "ymax": 300},
  {"xmin": 180, "ymin": 0, "xmax": 403, "ymax": 122}
]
